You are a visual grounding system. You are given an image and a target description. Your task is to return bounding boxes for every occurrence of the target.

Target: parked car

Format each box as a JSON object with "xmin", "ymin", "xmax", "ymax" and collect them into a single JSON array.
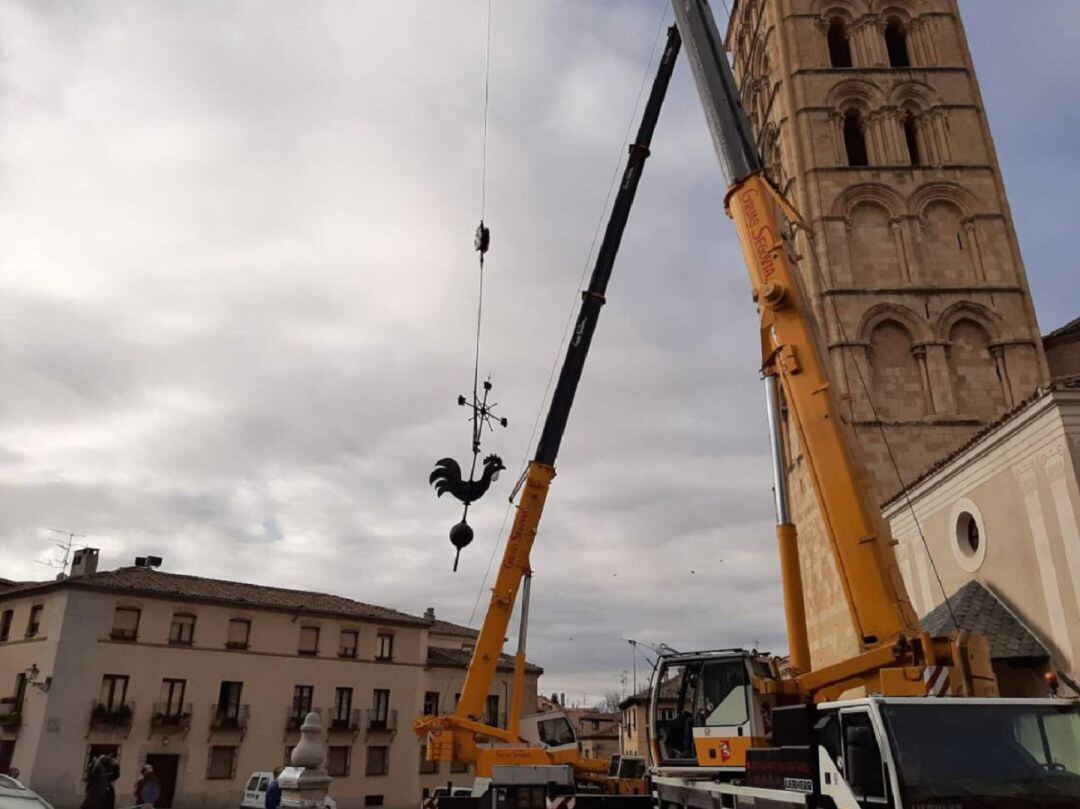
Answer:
[{"xmin": 0, "ymin": 775, "xmax": 55, "ymax": 809}]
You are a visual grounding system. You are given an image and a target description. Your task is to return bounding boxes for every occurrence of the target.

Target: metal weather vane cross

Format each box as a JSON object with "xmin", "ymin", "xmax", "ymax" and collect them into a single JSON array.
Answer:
[{"xmin": 429, "ymin": 377, "xmax": 508, "ymax": 571}]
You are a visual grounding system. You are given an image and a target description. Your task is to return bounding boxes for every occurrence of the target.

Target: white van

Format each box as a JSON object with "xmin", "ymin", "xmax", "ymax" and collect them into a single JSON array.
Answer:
[
  {"xmin": 240, "ymin": 772, "xmax": 272, "ymax": 809},
  {"xmin": 239, "ymin": 772, "xmax": 336, "ymax": 809}
]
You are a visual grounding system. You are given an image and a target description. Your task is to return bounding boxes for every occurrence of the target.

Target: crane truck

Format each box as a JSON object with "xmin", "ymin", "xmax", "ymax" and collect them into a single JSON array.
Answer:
[
  {"xmin": 416, "ymin": 2, "xmax": 1080, "ymax": 808},
  {"xmin": 646, "ymin": 2, "xmax": 1080, "ymax": 809}
]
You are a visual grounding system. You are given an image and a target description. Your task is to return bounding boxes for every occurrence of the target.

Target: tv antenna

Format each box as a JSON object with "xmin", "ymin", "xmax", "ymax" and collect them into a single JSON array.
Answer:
[{"xmin": 38, "ymin": 528, "xmax": 87, "ymax": 576}]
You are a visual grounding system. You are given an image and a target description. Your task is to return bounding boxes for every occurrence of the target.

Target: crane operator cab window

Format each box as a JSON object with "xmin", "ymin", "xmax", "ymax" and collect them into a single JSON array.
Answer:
[{"xmin": 654, "ymin": 657, "xmax": 751, "ymax": 766}]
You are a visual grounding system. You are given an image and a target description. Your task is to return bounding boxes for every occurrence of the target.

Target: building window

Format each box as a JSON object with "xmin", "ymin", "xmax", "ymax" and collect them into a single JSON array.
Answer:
[
  {"xmin": 903, "ymin": 115, "xmax": 921, "ymax": 166},
  {"xmin": 299, "ymin": 626, "xmax": 319, "ymax": 656},
  {"xmin": 0, "ymin": 610, "xmax": 12, "ymax": 642},
  {"xmin": 827, "ymin": 18, "xmax": 852, "ymax": 68},
  {"xmin": 327, "ymin": 745, "xmax": 351, "ymax": 777},
  {"xmin": 885, "ymin": 18, "xmax": 910, "ymax": 68},
  {"xmin": 25, "ymin": 605, "xmax": 44, "ymax": 638},
  {"xmin": 949, "ymin": 498, "xmax": 988, "ymax": 573},
  {"xmin": 226, "ymin": 619, "xmax": 251, "ymax": 650},
  {"xmin": 292, "ymin": 685, "xmax": 314, "ymax": 721},
  {"xmin": 169, "ymin": 613, "xmax": 196, "ymax": 645},
  {"xmin": 85, "ymin": 745, "xmax": 120, "ymax": 780},
  {"xmin": 371, "ymin": 689, "xmax": 390, "ymax": 726},
  {"xmin": 216, "ymin": 681, "xmax": 244, "ymax": 725},
  {"xmin": 364, "ymin": 797, "xmax": 384, "ymax": 807},
  {"xmin": 99, "ymin": 674, "xmax": 129, "ymax": 711},
  {"xmin": 339, "ymin": 629, "xmax": 358, "ymax": 658},
  {"xmin": 375, "ymin": 632, "xmax": 393, "ymax": 660},
  {"xmin": 160, "ymin": 678, "xmax": 187, "ymax": 719},
  {"xmin": 485, "ymin": 695, "xmax": 501, "ymax": 728},
  {"xmin": 423, "ymin": 691, "xmax": 440, "ymax": 716},
  {"xmin": 419, "ymin": 745, "xmax": 439, "ymax": 775},
  {"xmin": 207, "ymin": 746, "xmax": 238, "ymax": 779},
  {"xmin": 843, "ymin": 110, "xmax": 868, "ymax": 167},
  {"xmin": 109, "ymin": 607, "xmax": 139, "ymax": 641},
  {"xmin": 332, "ymin": 687, "xmax": 353, "ymax": 729},
  {"xmin": 365, "ymin": 746, "xmax": 389, "ymax": 776}
]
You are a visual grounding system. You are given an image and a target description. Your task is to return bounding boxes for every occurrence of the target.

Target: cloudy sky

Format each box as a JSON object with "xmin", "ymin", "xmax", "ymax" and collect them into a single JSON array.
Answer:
[{"xmin": 1, "ymin": 1, "xmax": 1078, "ymax": 705}]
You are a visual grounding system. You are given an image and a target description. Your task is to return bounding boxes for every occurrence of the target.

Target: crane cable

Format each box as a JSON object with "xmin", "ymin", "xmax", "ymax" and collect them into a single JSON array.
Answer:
[
  {"xmin": 464, "ymin": 0, "xmax": 496, "ymax": 515},
  {"xmin": 467, "ymin": 4, "xmax": 672, "ymax": 630}
]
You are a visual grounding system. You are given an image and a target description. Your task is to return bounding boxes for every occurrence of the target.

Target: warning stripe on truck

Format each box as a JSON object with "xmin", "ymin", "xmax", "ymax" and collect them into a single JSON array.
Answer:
[
  {"xmin": 546, "ymin": 797, "xmax": 575, "ymax": 809},
  {"xmin": 923, "ymin": 665, "xmax": 950, "ymax": 696}
]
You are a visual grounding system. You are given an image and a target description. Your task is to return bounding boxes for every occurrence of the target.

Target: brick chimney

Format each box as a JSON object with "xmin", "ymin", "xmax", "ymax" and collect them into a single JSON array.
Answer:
[{"xmin": 424, "ymin": 607, "xmax": 435, "ymax": 620}]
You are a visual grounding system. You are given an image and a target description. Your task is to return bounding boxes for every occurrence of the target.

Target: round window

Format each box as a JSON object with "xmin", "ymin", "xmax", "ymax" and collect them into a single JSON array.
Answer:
[{"xmin": 949, "ymin": 499, "xmax": 987, "ymax": 572}]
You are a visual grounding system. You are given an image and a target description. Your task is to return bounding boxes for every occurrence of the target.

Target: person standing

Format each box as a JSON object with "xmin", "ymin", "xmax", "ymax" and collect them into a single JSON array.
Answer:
[
  {"xmin": 82, "ymin": 754, "xmax": 119, "ymax": 809},
  {"xmin": 135, "ymin": 764, "xmax": 161, "ymax": 807},
  {"xmin": 265, "ymin": 768, "xmax": 282, "ymax": 809}
]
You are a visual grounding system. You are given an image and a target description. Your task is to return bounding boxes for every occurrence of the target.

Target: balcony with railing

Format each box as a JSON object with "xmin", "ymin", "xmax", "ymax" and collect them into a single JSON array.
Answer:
[
  {"xmin": 285, "ymin": 706, "xmax": 323, "ymax": 733},
  {"xmin": 89, "ymin": 701, "xmax": 135, "ymax": 733},
  {"xmin": 328, "ymin": 708, "xmax": 361, "ymax": 734},
  {"xmin": 0, "ymin": 700, "xmax": 21, "ymax": 736},
  {"xmin": 210, "ymin": 703, "xmax": 249, "ymax": 732},
  {"xmin": 365, "ymin": 708, "xmax": 397, "ymax": 733},
  {"xmin": 150, "ymin": 702, "xmax": 192, "ymax": 734}
]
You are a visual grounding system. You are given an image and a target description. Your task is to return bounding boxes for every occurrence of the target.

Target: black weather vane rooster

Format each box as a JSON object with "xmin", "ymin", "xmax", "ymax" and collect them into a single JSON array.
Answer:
[{"xmin": 430, "ymin": 377, "xmax": 508, "ymax": 571}]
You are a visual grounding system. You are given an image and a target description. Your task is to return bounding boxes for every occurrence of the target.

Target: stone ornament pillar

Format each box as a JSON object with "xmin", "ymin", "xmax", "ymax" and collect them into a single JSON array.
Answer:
[{"xmin": 280, "ymin": 712, "xmax": 333, "ymax": 809}]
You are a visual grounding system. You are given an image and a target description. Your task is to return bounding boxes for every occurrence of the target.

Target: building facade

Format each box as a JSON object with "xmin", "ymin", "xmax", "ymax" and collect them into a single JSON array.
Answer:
[
  {"xmin": 0, "ymin": 558, "xmax": 540, "ymax": 809},
  {"xmin": 725, "ymin": 0, "xmax": 1049, "ymax": 665}
]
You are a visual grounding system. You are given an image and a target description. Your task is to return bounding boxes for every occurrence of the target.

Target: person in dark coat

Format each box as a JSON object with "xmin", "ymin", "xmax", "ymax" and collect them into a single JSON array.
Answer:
[
  {"xmin": 135, "ymin": 764, "xmax": 161, "ymax": 807},
  {"xmin": 265, "ymin": 768, "xmax": 282, "ymax": 809},
  {"xmin": 82, "ymin": 754, "xmax": 119, "ymax": 809}
]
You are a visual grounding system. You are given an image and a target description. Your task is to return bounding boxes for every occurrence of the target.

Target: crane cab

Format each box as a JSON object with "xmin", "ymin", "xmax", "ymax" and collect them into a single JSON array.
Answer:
[{"xmin": 649, "ymin": 650, "xmax": 779, "ymax": 774}]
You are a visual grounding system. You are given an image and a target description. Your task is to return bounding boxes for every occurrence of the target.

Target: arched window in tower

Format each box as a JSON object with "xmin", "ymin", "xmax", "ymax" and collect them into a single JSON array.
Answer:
[
  {"xmin": 848, "ymin": 202, "xmax": 902, "ymax": 285},
  {"xmin": 869, "ymin": 321, "xmax": 927, "ymax": 420},
  {"xmin": 827, "ymin": 18, "xmax": 853, "ymax": 68},
  {"xmin": 948, "ymin": 319, "xmax": 1006, "ymax": 420},
  {"xmin": 903, "ymin": 115, "xmax": 921, "ymax": 166},
  {"xmin": 843, "ymin": 110, "xmax": 869, "ymax": 166},
  {"xmin": 885, "ymin": 18, "xmax": 911, "ymax": 68},
  {"xmin": 921, "ymin": 200, "xmax": 969, "ymax": 283}
]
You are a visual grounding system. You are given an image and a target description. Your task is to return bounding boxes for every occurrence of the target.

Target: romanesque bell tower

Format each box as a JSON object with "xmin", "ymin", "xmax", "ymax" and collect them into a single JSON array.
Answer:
[{"xmin": 724, "ymin": 0, "xmax": 1049, "ymax": 665}]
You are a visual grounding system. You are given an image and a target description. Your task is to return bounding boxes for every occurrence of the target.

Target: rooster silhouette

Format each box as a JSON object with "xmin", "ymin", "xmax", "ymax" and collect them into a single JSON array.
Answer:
[{"xmin": 429, "ymin": 454, "xmax": 506, "ymax": 505}]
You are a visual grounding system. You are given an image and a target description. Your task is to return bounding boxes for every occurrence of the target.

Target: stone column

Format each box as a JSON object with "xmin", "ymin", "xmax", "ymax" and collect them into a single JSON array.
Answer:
[
  {"xmin": 990, "ymin": 345, "xmax": 1015, "ymax": 408},
  {"xmin": 280, "ymin": 712, "xmax": 333, "ymax": 809},
  {"xmin": 912, "ymin": 345, "xmax": 936, "ymax": 415},
  {"xmin": 962, "ymin": 219, "xmax": 987, "ymax": 282}
]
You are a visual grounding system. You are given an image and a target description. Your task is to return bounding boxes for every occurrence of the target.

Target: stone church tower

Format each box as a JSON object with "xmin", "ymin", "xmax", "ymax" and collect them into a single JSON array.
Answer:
[{"xmin": 724, "ymin": 0, "xmax": 1049, "ymax": 665}]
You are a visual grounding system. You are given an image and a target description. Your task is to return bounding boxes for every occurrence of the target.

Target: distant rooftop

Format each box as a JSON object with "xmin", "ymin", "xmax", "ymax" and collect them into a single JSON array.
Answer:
[
  {"xmin": 426, "ymin": 646, "xmax": 541, "ymax": 675},
  {"xmin": 0, "ymin": 565, "xmax": 477, "ymax": 631}
]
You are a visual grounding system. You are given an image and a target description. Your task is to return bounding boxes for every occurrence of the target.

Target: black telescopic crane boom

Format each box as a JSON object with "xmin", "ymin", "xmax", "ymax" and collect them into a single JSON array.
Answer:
[{"xmin": 534, "ymin": 25, "xmax": 682, "ymax": 467}]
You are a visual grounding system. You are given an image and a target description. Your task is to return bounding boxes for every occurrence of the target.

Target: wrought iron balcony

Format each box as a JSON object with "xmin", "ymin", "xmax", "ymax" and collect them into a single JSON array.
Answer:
[
  {"xmin": 150, "ymin": 702, "xmax": 192, "ymax": 730},
  {"xmin": 90, "ymin": 700, "xmax": 134, "ymax": 729},
  {"xmin": 328, "ymin": 708, "xmax": 361, "ymax": 733},
  {"xmin": 285, "ymin": 706, "xmax": 325, "ymax": 732},
  {"xmin": 365, "ymin": 708, "xmax": 397, "ymax": 732},
  {"xmin": 210, "ymin": 703, "xmax": 249, "ymax": 730},
  {"xmin": 0, "ymin": 700, "xmax": 21, "ymax": 734}
]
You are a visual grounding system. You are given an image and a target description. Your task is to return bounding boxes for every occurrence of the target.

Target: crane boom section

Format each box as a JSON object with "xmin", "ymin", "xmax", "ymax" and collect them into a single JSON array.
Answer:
[
  {"xmin": 415, "ymin": 26, "xmax": 683, "ymax": 765},
  {"xmin": 728, "ymin": 176, "xmax": 919, "ymax": 645},
  {"xmin": 671, "ymin": 0, "xmax": 918, "ymax": 649}
]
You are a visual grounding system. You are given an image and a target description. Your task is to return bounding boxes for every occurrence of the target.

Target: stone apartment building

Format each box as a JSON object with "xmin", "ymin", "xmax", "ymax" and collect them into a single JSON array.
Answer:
[
  {"xmin": 723, "ymin": 0, "xmax": 1063, "ymax": 670},
  {"xmin": 616, "ymin": 679, "xmax": 678, "ymax": 759},
  {"xmin": 0, "ymin": 552, "xmax": 540, "ymax": 809}
]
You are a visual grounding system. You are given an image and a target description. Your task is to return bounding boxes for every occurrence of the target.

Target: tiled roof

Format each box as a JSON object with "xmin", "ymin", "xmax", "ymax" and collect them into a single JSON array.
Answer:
[
  {"xmin": 426, "ymin": 646, "xmax": 542, "ymax": 674},
  {"xmin": 1044, "ymin": 315, "xmax": 1080, "ymax": 343},
  {"xmin": 619, "ymin": 675, "xmax": 681, "ymax": 708},
  {"xmin": 1, "ymin": 567, "xmax": 428, "ymax": 626},
  {"xmin": 429, "ymin": 619, "xmax": 478, "ymax": 638},
  {"xmin": 883, "ymin": 375, "xmax": 1080, "ymax": 507},
  {"xmin": 921, "ymin": 580, "xmax": 1049, "ymax": 660}
]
